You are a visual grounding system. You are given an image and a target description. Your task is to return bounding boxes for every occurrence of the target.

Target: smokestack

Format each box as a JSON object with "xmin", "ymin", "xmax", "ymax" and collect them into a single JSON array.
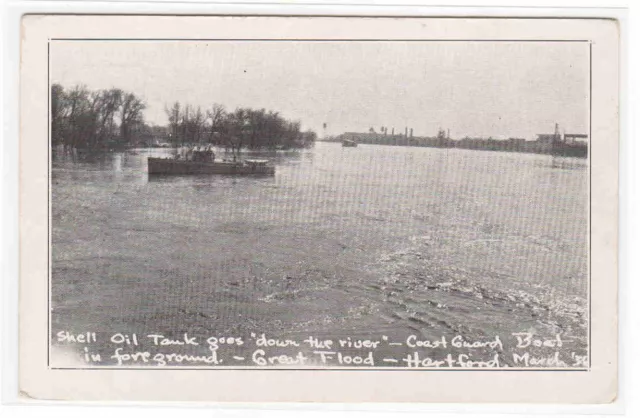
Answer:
[
  {"xmin": 410, "ymin": 128, "xmax": 414, "ymax": 138},
  {"xmin": 405, "ymin": 127, "xmax": 408, "ymax": 138},
  {"xmin": 391, "ymin": 127, "xmax": 395, "ymax": 135}
]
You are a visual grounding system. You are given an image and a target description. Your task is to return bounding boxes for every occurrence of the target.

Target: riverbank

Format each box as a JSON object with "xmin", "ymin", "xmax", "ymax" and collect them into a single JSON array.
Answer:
[{"xmin": 322, "ymin": 135, "xmax": 588, "ymax": 158}]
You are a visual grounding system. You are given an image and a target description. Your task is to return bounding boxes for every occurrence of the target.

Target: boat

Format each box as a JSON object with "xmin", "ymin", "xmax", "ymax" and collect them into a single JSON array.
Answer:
[
  {"xmin": 342, "ymin": 139, "xmax": 358, "ymax": 147},
  {"xmin": 148, "ymin": 157, "xmax": 275, "ymax": 176},
  {"xmin": 148, "ymin": 150, "xmax": 275, "ymax": 176}
]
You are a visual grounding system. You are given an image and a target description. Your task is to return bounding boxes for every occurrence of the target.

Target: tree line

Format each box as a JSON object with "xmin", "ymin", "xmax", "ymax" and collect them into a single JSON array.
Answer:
[
  {"xmin": 51, "ymin": 84, "xmax": 146, "ymax": 150},
  {"xmin": 51, "ymin": 84, "xmax": 317, "ymax": 154},
  {"xmin": 165, "ymin": 102, "xmax": 316, "ymax": 157}
]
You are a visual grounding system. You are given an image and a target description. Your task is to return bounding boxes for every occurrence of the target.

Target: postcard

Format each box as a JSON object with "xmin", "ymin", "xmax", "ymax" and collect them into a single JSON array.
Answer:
[{"xmin": 19, "ymin": 14, "xmax": 618, "ymax": 403}]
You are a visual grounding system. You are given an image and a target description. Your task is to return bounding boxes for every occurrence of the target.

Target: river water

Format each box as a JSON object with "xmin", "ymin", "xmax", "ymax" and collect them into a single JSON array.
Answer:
[{"xmin": 51, "ymin": 142, "xmax": 588, "ymax": 367}]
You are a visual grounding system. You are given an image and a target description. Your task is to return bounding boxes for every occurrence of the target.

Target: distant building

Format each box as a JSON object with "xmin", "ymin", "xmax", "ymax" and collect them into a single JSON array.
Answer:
[
  {"xmin": 536, "ymin": 134, "xmax": 559, "ymax": 144},
  {"xmin": 533, "ymin": 130, "xmax": 588, "ymax": 157},
  {"xmin": 564, "ymin": 133, "xmax": 588, "ymax": 143},
  {"xmin": 334, "ymin": 128, "xmax": 586, "ymax": 157}
]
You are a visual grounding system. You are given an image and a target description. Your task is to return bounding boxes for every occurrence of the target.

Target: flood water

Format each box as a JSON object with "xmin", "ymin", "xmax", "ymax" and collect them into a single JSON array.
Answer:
[{"xmin": 51, "ymin": 142, "xmax": 589, "ymax": 367}]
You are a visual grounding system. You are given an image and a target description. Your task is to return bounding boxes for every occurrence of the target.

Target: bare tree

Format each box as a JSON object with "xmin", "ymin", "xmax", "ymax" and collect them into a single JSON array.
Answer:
[
  {"xmin": 164, "ymin": 101, "xmax": 181, "ymax": 145},
  {"xmin": 95, "ymin": 88, "xmax": 123, "ymax": 145},
  {"xmin": 120, "ymin": 93, "xmax": 146, "ymax": 145},
  {"xmin": 192, "ymin": 106, "xmax": 205, "ymax": 144},
  {"xmin": 223, "ymin": 108, "xmax": 250, "ymax": 160},
  {"xmin": 206, "ymin": 104, "xmax": 226, "ymax": 144},
  {"xmin": 51, "ymin": 84, "xmax": 68, "ymax": 147},
  {"xmin": 65, "ymin": 85, "xmax": 95, "ymax": 149}
]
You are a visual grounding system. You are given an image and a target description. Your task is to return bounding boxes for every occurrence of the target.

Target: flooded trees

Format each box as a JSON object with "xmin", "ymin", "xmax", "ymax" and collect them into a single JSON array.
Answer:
[
  {"xmin": 50, "ymin": 84, "xmax": 146, "ymax": 151},
  {"xmin": 51, "ymin": 85, "xmax": 315, "ymax": 153},
  {"xmin": 164, "ymin": 101, "xmax": 317, "ymax": 158},
  {"xmin": 165, "ymin": 103, "xmax": 209, "ymax": 146}
]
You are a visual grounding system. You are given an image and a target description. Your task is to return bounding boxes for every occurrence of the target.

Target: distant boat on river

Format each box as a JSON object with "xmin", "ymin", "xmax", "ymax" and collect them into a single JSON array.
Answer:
[{"xmin": 342, "ymin": 139, "xmax": 358, "ymax": 147}]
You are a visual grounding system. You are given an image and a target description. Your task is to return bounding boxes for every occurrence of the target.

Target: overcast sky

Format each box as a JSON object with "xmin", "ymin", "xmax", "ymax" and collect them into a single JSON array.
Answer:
[{"xmin": 51, "ymin": 41, "xmax": 589, "ymax": 140}]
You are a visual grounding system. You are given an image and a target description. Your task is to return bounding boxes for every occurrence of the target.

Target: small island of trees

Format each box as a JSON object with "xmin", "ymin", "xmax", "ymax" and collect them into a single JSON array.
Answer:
[
  {"xmin": 51, "ymin": 84, "xmax": 317, "ymax": 157},
  {"xmin": 164, "ymin": 101, "xmax": 317, "ymax": 159}
]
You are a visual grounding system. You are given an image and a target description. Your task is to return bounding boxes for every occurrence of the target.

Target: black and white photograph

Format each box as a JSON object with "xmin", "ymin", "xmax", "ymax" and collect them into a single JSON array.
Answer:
[
  {"xmin": 10, "ymin": 12, "xmax": 622, "ymax": 404},
  {"xmin": 46, "ymin": 36, "xmax": 594, "ymax": 370}
]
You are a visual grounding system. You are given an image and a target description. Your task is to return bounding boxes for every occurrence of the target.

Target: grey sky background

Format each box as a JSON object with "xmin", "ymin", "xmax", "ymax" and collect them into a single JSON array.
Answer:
[{"xmin": 51, "ymin": 41, "xmax": 589, "ymax": 140}]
